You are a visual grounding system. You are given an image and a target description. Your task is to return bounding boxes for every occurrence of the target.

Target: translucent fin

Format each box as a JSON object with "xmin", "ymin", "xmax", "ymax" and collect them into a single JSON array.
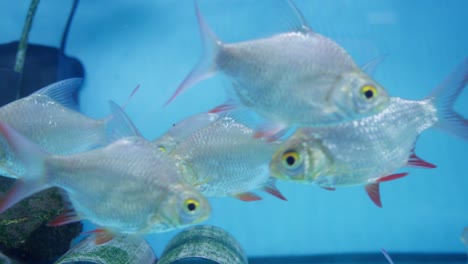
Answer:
[
  {"xmin": 407, "ymin": 148, "xmax": 436, "ymax": 169},
  {"xmin": 48, "ymin": 191, "xmax": 82, "ymax": 226},
  {"xmin": 0, "ymin": 121, "xmax": 47, "ymax": 179},
  {"xmin": 121, "ymin": 84, "xmax": 141, "ymax": 110},
  {"xmin": 263, "ymin": 178, "xmax": 287, "ymax": 201},
  {"xmin": 209, "ymin": 99, "xmax": 240, "ymax": 114},
  {"xmin": 164, "ymin": 0, "xmax": 221, "ymax": 106},
  {"xmin": 234, "ymin": 192, "xmax": 262, "ymax": 202},
  {"xmin": 105, "ymin": 101, "xmax": 141, "ymax": 143},
  {"xmin": 428, "ymin": 58, "xmax": 468, "ymax": 140},
  {"xmin": 0, "ymin": 179, "xmax": 50, "ymax": 213},
  {"xmin": 84, "ymin": 229, "xmax": 115, "ymax": 245},
  {"xmin": 253, "ymin": 122, "xmax": 289, "ymax": 142},
  {"xmin": 285, "ymin": 0, "xmax": 313, "ymax": 33},
  {"xmin": 48, "ymin": 208, "xmax": 82, "ymax": 226},
  {"xmin": 381, "ymin": 248, "xmax": 394, "ymax": 264},
  {"xmin": 361, "ymin": 54, "xmax": 388, "ymax": 77},
  {"xmin": 167, "ymin": 112, "xmax": 220, "ymax": 141},
  {"xmin": 365, "ymin": 183, "xmax": 382, "ymax": 208},
  {"xmin": 0, "ymin": 122, "xmax": 50, "ymax": 212},
  {"xmin": 34, "ymin": 78, "xmax": 83, "ymax": 111}
]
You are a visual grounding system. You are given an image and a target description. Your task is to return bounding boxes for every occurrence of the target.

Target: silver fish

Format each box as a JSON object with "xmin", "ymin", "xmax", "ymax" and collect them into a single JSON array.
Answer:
[
  {"xmin": 0, "ymin": 123, "xmax": 211, "ymax": 244},
  {"xmin": 270, "ymin": 58, "xmax": 468, "ymax": 207},
  {"xmin": 0, "ymin": 78, "xmax": 138, "ymax": 155},
  {"xmin": 165, "ymin": 1, "xmax": 389, "ymax": 138},
  {"xmin": 157, "ymin": 112, "xmax": 286, "ymax": 201}
]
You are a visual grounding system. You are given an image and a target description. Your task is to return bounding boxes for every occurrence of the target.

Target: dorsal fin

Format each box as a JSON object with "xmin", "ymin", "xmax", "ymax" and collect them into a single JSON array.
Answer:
[
  {"xmin": 361, "ymin": 54, "xmax": 388, "ymax": 77},
  {"xmin": 286, "ymin": 0, "xmax": 313, "ymax": 33},
  {"xmin": 33, "ymin": 78, "xmax": 83, "ymax": 111}
]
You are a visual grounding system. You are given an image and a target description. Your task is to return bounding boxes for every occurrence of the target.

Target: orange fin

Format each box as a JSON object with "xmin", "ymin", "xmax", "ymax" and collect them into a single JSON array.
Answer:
[
  {"xmin": 234, "ymin": 192, "xmax": 262, "ymax": 202},
  {"xmin": 263, "ymin": 179, "xmax": 287, "ymax": 201},
  {"xmin": 365, "ymin": 183, "xmax": 382, "ymax": 208},
  {"xmin": 407, "ymin": 149, "xmax": 436, "ymax": 169},
  {"xmin": 84, "ymin": 229, "xmax": 115, "ymax": 245},
  {"xmin": 253, "ymin": 122, "xmax": 288, "ymax": 142},
  {"xmin": 48, "ymin": 209, "xmax": 82, "ymax": 226},
  {"xmin": 209, "ymin": 100, "xmax": 239, "ymax": 114}
]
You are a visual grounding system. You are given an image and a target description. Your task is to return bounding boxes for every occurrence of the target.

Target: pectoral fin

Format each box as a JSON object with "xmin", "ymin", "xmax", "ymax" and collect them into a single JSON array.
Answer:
[{"xmin": 234, "ymin": 192, "xmax": 262, "ymax": 202}]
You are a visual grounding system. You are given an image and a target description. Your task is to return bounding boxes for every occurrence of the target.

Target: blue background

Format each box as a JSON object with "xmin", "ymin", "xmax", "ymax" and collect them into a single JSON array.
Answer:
[{"xmin": 1, "ymin": 0, "xmax": 467, "ymax": 258}]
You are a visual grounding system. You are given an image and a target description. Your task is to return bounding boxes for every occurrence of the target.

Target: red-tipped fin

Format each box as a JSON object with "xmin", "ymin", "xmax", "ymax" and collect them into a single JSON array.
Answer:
[
  {"xmin": 48, "ymin": 209, "xmax": 82, "ymax": 226},
  {"xmin": 365, "ymin": 183, "xmax": 382, "ymax": 208},
  {"xmin": 209, "ymin": 100, "xmax": 239, "ymax": 114},
  {"xmin": 428, "ymin": 58, "xmax": 468, "ymax": 141},
  {"xmin": 263, "ymin": 179, "xmax": 287, "ymax": 201},
  {"xmin": 84, "ymin": 229, "xmax": 115, "ymax": 245},
  {"xmin": 407, "ymin": 149, "xmax": 436, "ymax": 169},
  {"xmin": 376, "ymin": 172, "xmax": 409, "ymax": 183},
  {"xmin": 164, "ymin": 0, "xmax": 221, "ymax": 107},
  {"xmin": 234, "ymin": 192, "xmax": 262, "ymax": 202},
  {"xmin": 253, "ymin": 122, "xmax": 288, "ymax": 142}
]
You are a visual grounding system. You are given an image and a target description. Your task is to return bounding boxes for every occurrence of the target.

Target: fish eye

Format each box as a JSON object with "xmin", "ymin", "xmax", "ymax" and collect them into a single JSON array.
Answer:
[
  {"xmin": 184, "ymin": 198, "xmax": 200, "ymax": 213},
  {"xmin": 157, "ymin": 146, "xmax": 166, "ymax": 153},
  {"xmin": 360, "ymin": 85, "xmax": 377, "ymax": 99},
  {"xmin": 281, "ymin": 150, "xmax": 301, "ymax": 169}
]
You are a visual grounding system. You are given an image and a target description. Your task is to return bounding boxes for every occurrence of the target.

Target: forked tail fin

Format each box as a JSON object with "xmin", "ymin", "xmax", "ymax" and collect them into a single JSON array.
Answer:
[
  {"xmin": 427, "ymin": 58, "xmax": 468, "ymax": 140},
  {"xmin": 0, "ymin": 122, "xmax": 50, "ymax": 213},
  {"xmin": 164, "ymin": 0, "xmax": 221, "ymax": 106}
]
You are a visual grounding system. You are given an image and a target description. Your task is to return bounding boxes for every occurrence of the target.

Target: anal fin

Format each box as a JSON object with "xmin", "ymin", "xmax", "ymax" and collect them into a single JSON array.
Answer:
[
  {"xmin": 84, "ymin": 229, "xmax": 115, "ymax": 245},
  {"xmin": 48, "ymin": 209, "xmax": 82, "ymax": 226},
  {"xmin": 365, "ymin": 183, "xmax": 382, "ymax": 208},
  {"xmin": 376, "ymin": 172, "xmax": 409, "ymax": 183},
  {"xmin": 407, "ymin": 149, "xmax": 436, "ymax": 169},
  {"xmin": 263, "ymin": 179, "xmax": 287, "ymax": 201}
]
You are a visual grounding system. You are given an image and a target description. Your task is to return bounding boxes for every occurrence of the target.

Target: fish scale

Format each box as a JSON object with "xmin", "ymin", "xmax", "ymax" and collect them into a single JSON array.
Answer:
[{"xmin": 166, "ymin": 114, "xmax": 285, "ymax": 200}]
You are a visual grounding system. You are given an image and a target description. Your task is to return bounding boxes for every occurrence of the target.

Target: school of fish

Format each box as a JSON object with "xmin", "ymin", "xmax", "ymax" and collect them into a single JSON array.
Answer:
[{"xmin": 0, "ymin": 0, "xmax": 466, "ymax": 246}]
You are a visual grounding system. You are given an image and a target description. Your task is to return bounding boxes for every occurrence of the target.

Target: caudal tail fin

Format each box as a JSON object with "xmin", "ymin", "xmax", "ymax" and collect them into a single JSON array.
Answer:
[
  {"xmin": 164, "ymin": 0, "xmax": 221, "ymax": 106},
  {"xmin": 0, "ymin": 122, "xmax": 51, "ymax": 213},
  {"xmin": 427, "ymin": 58, "xmax": 468, "ymax": 140}
]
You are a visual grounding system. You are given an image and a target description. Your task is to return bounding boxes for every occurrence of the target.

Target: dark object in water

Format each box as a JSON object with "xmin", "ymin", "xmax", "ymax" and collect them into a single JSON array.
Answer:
[
  {"xmin": 54, "ymin": 233, "xmax": 157, "ymax": 264},
  {"xmin": 158, "ymin": 225, "xmax": 248, "ymax": 264},
  {"xmin": 0, "ymin": 178, "xmax": 83, "ymax": 263},
  {"xmin": 0, "ymin": 0, "xmax": 84, "ymax": 107}
]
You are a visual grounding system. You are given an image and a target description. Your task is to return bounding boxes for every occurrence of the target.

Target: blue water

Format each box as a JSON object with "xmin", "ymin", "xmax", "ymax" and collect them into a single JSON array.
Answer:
[{"xmin": 1, "ymin": 0, "xmax": 467, "ymax": 260}]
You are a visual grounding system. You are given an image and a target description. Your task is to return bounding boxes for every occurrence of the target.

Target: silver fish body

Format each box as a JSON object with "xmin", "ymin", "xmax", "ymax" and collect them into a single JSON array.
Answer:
[
  {"xmin": 271, "ymin": 97, "xmax": 436, "ymax": 187},
  {"xmin": 167, "ymin": 1, "xmax": 390, "ymax": 130},
  {"xmin": 0, "ymin": 129, "xmax": 211, "ymax": 235},
  {"xmin": 163, "ymin": 113, "xmax": 284, "ymax": 201},
  {"xmin": 218, "ymin": 31, "xmax": 388, "ymax": 125},
  {"xmin": 270, "ymin": 58, "xmax": 468, "ymax": 206},
  {"xmin": 0, "ymin": 79, "xmax": 130, "ymax": 155}
]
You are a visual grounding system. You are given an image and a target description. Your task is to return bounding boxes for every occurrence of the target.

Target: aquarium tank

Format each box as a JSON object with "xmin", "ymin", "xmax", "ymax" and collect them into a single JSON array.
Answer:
[{"xmin": 0, "ymin": 0, "xmax": 467, "ymax": 263}]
